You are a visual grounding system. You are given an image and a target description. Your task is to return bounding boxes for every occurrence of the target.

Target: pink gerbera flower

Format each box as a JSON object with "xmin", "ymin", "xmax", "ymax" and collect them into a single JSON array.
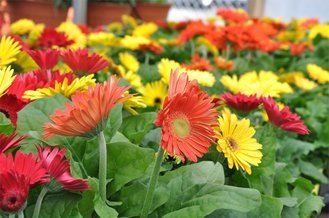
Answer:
[
  {"xmin": 27, "ymin": 49, "xmax": 60, "ymax": 70},
  {"xmin": 221, "ymin": 92, "xmax": 262, "ymax": 112}
]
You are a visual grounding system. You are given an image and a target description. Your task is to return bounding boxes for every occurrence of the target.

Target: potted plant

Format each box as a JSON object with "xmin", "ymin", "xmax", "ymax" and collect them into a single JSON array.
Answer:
[{"xmin": 131, "ymin": 0, "xmax": 170, "ymax": 21}]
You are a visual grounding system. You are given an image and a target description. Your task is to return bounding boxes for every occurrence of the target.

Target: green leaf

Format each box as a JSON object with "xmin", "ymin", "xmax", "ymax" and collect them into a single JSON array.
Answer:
[
  {"xmin": 107, "ymin": 141, "xmax": 155, "ymax": 194},
  {"xmin": 120, "ymin": 112, "xmax": 157, "ymax": 144},
  {"xmin": 277, "ymin": 138, "xmax": 314, "ymax": 163},
  {"xmin": 246, "ymin": 124, "xmax": 277, "ymax": 195},
  {"xmin": 299, "ymin": 160, "xmax": 328, "ymax": 183},
  {"xmin": 25, "ymin": 192, "xmax": 82, "ymax": 218},
  {"xmin": 104, "ymin": 104, "xmax": 123, "ymax": 142},
  {"xmin": 94, "ymin": 195, "xmax": 118, "ymax": 218},
  {"xmin": 0, "ymin": 112, "xmax": 14, "ymax": 135},
  {"xmin": 298, "ymin": 195, "xmax": 324, "ymax": 218}
]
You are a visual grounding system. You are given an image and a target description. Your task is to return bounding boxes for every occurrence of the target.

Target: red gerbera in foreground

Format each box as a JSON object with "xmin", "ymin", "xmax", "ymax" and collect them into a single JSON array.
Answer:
[
  {"xmin": 0, "ymin": 132, "xmax": 27, "ymax": 153},
  {"xmin": 0, "ymin": 94, "xmax": 28, "ymax": 126},
  {"xmin": 0, "ymin": 151, "xmax": 48, "ymax": 213},
  {"xmin": 38, "ymin": 146, "xmax": 89, "ymax": 191},
  {"xmin": 43, "ymin": 76, "xmax": 130, "ymax": 139},
  {"xmin": 262, "ymin": 97, "xmax": 309, "ymax": 135},
  {"xmin": 221, "ymin": 92, "xmax": 262, "ymax": 112},
  {"xmin": 61, "ymin": 48, "xmax": 109, "ymax": 74},
  {"xmin": 27, "ymin": 49, "xmax": 60, "ymax": 70},
  {"xmin": 38, "ymin": 28, "xmax": 74, "ymax": 48},
  {"xmin": 155, "ymin": 71, "xmax": 218, "ymax": 162}
]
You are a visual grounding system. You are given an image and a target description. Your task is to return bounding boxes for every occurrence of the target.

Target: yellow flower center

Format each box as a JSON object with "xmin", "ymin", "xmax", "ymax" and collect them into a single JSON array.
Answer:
[
  {"xmin": 172, "ymin": 117, "xmax": 190, "ymax": 138},
  {"xmin": 226, "ymin": 137, "xmax": 238, "ymax": 151}
]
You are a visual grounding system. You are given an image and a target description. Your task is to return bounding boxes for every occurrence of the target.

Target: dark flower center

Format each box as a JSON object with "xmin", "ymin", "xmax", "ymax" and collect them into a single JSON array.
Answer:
[
  {"xmin": 154, "ymin": 97, "xmax": 162, "ymax": 105},
  {"xmin": 8, "ymin": 195, "xmax": 17, "ymax": 204},
  {"xmin": 227, "ymin": 137, "xmax": 238, "ymax": 151}
]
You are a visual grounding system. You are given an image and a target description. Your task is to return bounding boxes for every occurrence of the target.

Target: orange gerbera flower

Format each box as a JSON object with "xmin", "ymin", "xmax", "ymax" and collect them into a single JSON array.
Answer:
[
  {"xmin": 155, "ymin": 70, "xmax": 218, "ymax": 162},
  {"xmin": 43, "ymin": 76, "xmax": 130, "ymax": 139}
]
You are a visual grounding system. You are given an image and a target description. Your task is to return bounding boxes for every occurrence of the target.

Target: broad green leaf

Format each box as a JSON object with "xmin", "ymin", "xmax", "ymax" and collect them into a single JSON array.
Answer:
[
  {"xmin": 277, "ymin": 138, "xmax": 314, "ymax": 163},
  {"xmin": 273, "ymin": 163, "xmax": 296, "ymax": 198},
  {"xmin": 25, "ymin": 192, "xmax": 82, "ymax": 218},
  {"xmin": 298, "ymin": 195, "xmax": 324, "ymax": 218},
  {"xmin": 94, "ymin": 195, "xmax": 118, "ymax": 218},
  {"xmin": 120, "ymin": 112, "xmax": 157, "ymax": 144},
  {"xmin": 299, "ymin": 160, "xmax": 328, "ymax": 183},
  {"xmin": 0, "ymin": 112, "xmax": 14, "ymax": 135},
  {"xmin": 107, "ymin": 141, "xmax": 155, "ymax": 194}
]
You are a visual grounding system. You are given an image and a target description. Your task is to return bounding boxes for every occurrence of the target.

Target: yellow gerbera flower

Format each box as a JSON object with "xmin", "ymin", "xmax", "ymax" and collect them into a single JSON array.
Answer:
[
  {"xmin": 123, "ymin": 92, "xmax": 147, "ymax": 115},
  {"xmin": 0, "ymin": 66, "xmax": 16, "ymax": 97},
  {"xmin": 57, "ymin": 22, "xmax": 86, "ymax": 49},
  {"xmin": 138, "ymin": 81, "xmax": 167, "ymax": 107},
  {"xmin": 107, "ymin": 22, "xmax": 123, "ymax": 32},
  {"xmin": 0, "ymin": 36, "xmax": 21, "ymax": 67},
  {"xmin": 220, "ymin": 75, "xmax": 239, "ymax": 94},
  {"xmin": 295, "ymin": 76, "xmax": 317, "ymax": 91},
  {"xmin": 133, "ymin": 22, "xmax": 158, "ymax": 38},
  {"xmin": 122, "ymin": 15, "xmax": 138, "ymax": 27},
  {"xmin": 309, "ymin": 24, "xmax": 329, "ymax": 40},
  {"xmin": 23, "ymin": 75, "xmax": 96, "ymax": 100},
  {"xmin": 87, "ymin": 32, "xmax": 120, "ymax": 47},
  {"xmin": 120, "ymin": 35, "xmax": 151, "ymax": 50},
  {"xmin": 27, "ymin": 24, "xmax": 45, "ymax": 46},
  {"xmin": 10, "ymin": 19, "xmax": 35, "ymax": 35},
  {"xmin": 215, "ymin": 108, "xmax": 263, "ymax": 174},
  {"xmin": 12, "ymin": 51, "xmax": 38, "ymax": 73},
  {"xmin": 186, "ymin": 69, "xmax": 215, "ymax": 87},
  {"xmin": 307, "ymin": 64, "xmax": 329, "ymax": 84},
  {"xmin": 196, "ymin": 37, "xmax": 218, "ymax": 56},
  {"xmin": 279, "ymin": 72, "xmax": 304, "ymax": 84},
  {"xmin": 119, "ymin": 52, "xmax": 139, "ymax": 73},
  {"xmin": 158, "ymin": 58, "xmax": 181, "ymax": 84}
]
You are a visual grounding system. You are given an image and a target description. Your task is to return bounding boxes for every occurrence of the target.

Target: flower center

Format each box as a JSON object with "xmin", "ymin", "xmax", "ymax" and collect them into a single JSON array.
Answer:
[
  {"xmin": 154, "ymin": 97, "xmax": 162, "ymax": 105},
  {"xmin": 172, "ymin": 117, "xmax": 190, "ymax": 138},
  {"xmin": 226, "ymin": 137, "xmax": 238, "ymax": 151},
  {"xmin": 8, "ymin": 195, "xmax": 17, "ymax": 204}
]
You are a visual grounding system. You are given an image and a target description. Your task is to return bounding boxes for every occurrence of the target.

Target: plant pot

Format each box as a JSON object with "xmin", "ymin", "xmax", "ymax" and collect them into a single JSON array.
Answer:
[
  {"xmin": 6, "ymin": 0, "xmax": 69, "ymax": 27},
  {"xmin": 133, "ymin": 3, "xmax": 170, "ymax": 22},
  {"xmin": 87, "ymin": 3, "xmax": 131, "ymax": 27}
]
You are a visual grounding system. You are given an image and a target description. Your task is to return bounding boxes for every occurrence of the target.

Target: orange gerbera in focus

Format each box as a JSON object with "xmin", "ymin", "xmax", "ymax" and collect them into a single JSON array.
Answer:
[
  {"xmin": 155, "ymin": 70, "xmax": 218, "ymax": 162},
  {"xmin": 43, "ymin": 76, "xmax": 130, "ymax": 139}
]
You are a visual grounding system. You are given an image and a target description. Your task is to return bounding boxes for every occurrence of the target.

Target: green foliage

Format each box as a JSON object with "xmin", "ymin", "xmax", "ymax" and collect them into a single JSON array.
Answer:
[{"xmin": 0, "ymin": 112, "xmax": 14, "ymax": 135}]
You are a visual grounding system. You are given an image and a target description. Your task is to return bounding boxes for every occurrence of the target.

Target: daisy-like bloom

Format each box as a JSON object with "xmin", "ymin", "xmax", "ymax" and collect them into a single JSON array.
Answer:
[
  {"xmin": 262, "ymin": 97, "xmax": 309, "ymax": 135},
  {"xmin": 56, "ymin": 22, "xmax": 86, "ymax": 49},
  {"xmin": 0, "ymin": 132, "xmax": 27, "ymax": 153},
  {"xmin": 61, "ymin": 48, "xmax": 109, "ymax": 74},
  {"xmin": 43, "ymin": 76, "xmax": 130, "ymax": 139},
  {"xmin": 0, "ymin": 36, "xmax": 21, "ymax": 67},
  {"xmin": 37, "ymin": 146, "xmax": 89, "ymax": 191},
  {"xmin": 139, "ymin": 42, "xmax": 164, "ymax": 54},
  {"xmin": 23, "ymin": 74, "xmax": 96, "ymax": 100},
  {"xmin": 119, "ymin": 52, "xmax": 139, "ymax": 73},
  {"xmin": 196, "ymin": 37, "xmax": 219, "ymax": 56},
  {"xmin": 294, "ymin": 76, "xmax": 317, "ymax": 91},
  {"xmin": 123, "ymin": 92, "xmax": 147, "ymax": 115},
  {"xmin": 0, "ymin": 66, "xmax": 16, "ymax": 97},
  {"xmin": 220, "ymin": 75, "xmax": 239, "ymax": 94},
  {"xmin": 181, "ymin": 54, "xmax": 213, "ymax": 71},
  {"xmin": 38, "ymin": 28, "xmax": 74, "ymax": 48},
  {"xmin": 158, "ymin": 58, "xmax": 181, "ymax": 84},
  {"xmin": 307, "ymin": 64, "xmax": 329, "ymax": 84},
  {"xmin": 216, "ymin": 8, "xmax": 249, "ymax": 23},
  {"xmin": 0, "ymin": 94, "xmax": 27, "ymax": 126},
  {"xmin": 155, "ymin": 71, "xmax": 218, "ymax": 162},
  {"xmin": 138, "ymin": 81, "xmax": 168, "ymax": 107},
  {"xmin": 214, "ymin": 56, "xmax": 234, "ymax": 71},
  {"xmin": 215, "ymin": 108, "xmax": 263, "ymax": 174},
  {"xmin": 27, "ymin": 49, "xmax": 60, "ymax": 70},
  {"xmin": 10, "ymin": 19, "xmax": 35, "ymax": 35},
  {"xmin": 221, "ymin": 92, "xmax": 262, "ymax": 112},
  {"xmin": 120, "ymin": 35, "xmax": 151, "ymax": 50},
  {"xmin": 0, "ymin": 151, "xmax": 49, "ymax": 213},
  {"xmin": 185, "ymin": 69, "xmax": 215, "ymax": 87},
  {"xmin": 133, "ymin": 22, "xmax": 158, "ymax": 38}
]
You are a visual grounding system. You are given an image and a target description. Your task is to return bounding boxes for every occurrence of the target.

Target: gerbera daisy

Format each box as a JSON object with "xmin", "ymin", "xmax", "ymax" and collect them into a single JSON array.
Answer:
[
  {"xmin": 138, "ymin": 81, "xmax": 168, "ymax": 107},
  {"xmin": 23, "ymin": 74, "xmax": 96, "ymax": 100},
  {"xmin": 214, "ymin": 56, "xmax": 234, "ymax": 71},
  {"xmin": 307, "ymin": 64, "xmax": 329, "ymax": 84},
  {"xmin": 215, "ymin": 108, "xmax": 263, "ymax": 174},
  {"xmin": 0, "ymin": 66, "xmax": 16, "ymax": 97},
  {"xmin": 0, "ymin": 151, "xmax": 48, "ymax": 213},
  {"xmin": 0, "ymin": 36, "xmax": 21, "ymax": 67},
  {"xmin": 43, "ymin": 76, "xmax": 130, "ymax": 139},
  {"xmin": 155, "ymin": 72, "xmax": 218, "ymax": 162},
  {"xmin": 37, "ymin": 146, "xmax": 89, "ymax": 191},
  {"xmin": 0, "ymin": 132, "xmax": 27, "ymax": 153},
  {"xmin": 217, "ymin": 8, "xmax": 249, "ymax": 23},
  {"xmin": 123, "ymin": 92, "xmax": 147, "ymax": 115},
  {"xmin": 221, "ymin": 92, "xmax": 262, "ymax": 112},
  {"xmin": 181, "ymin": 54, "xmax": 213, "ymax": 71},
  {"xmin": 0, "ymin": 94, "xmax": 27, "ymax": 126},
  {"xmin": 38, "ymin": 27, "xmax": 74, "ymax": 48},
  {"xmin": 157, "ymin": 58, "xmax": 181, "ymax": 84},
  {"xmin": 262, "ymin": 97, "xmax": 309, "ymax": 135},
  {"xmin": 61, "ymin": 48, "xmax": 109, "ymax": 74},
  {"xmin": 10, "ymin": 19, "xmax": 35, "ymax": 35},
  {"xmin": 119, "ymin": 52, "xmax": 140, "ymax": 73},
  {"xmin": 27, "ymin": 49, "xmax": 60, "ymax": 70}
]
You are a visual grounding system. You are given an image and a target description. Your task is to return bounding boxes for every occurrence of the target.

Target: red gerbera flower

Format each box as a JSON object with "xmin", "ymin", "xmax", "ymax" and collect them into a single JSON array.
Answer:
[
  {"xmin": 0, "ymin": 132, "xmax": 27, "ymax": 153},
  {"xmin": 0, "ymin": 171, "xmax": 30, "ymax": 213},
  {"xmin": 61, "ymin": 48, "xmax": 109, "ymax": 74},
  {"xmin": 177, "ymin": 21, "xmax": 215, "ymax": 45},
  {"xmin": 181, "ymin": 54, "xmax": 213, "ymax": 71},
  {"xmin": 262, "ymin": 97, "xmax": 309, "ymax": 135},
  {"xmin": 217, "ymin": 8, "xmax": 249, "ymax": 23},
  {"xmin": 37, "ymin": 146, "xmax": 89, "ymax": 191},
  {"xmin": 43, "ymin": 76, "xmax": 130, "ymax": 139},
  {"xmin": 139, "ymin": 43, "xmax": 164, "ymax": 54},
  {"xmin": 155, "ymin": 71, "xmax": 218, "ymax": 162},
  {"xmin": 0, "ymin": 94, "xmax": 28, "ymax": 126},
  {"xmin": 27, "ymin": 49, "xmax": 60, "ymax": 70},
  {"xmin": 38, "ymin": 28, "xmax": 74, "ymax": 48},
  {"xmin": 214, "ymin": 56, "xmax": 234, "ymax": 71},
  {"xmin": 221, "ymin": 92, "xmax": 262, "ymax": 112}
]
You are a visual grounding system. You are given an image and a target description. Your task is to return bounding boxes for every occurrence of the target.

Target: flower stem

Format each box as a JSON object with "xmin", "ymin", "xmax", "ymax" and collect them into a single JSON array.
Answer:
[
  {"xmin": 98, "ymin": 131, "xmax": 107, "ymax": 202},
  {"xmin": 32, "ymin": 187, "xmax": 48, "ymax": 218},
  {"xmin": 18, "ymin": 210, "xmax": 24, "ymax": 218},
  {"xmin": 141, "ymin": 147, "xmax": 164, "ymax": 218}
]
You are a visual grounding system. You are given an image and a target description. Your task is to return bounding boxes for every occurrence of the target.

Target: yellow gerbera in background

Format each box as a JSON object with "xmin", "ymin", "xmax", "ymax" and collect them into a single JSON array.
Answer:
[
  {"xmin": 123, "ymin": 92, "xmax": 147, "ymax": 115},
  {"xmin": 119, "ymin": 52, "xmax": 140, "ymax": 73},
  {"xmin": 215, "ymin": 108, "xmax": 263, "ymax": 174},
  {"xmin": 133, "ymin": 22, "xmax": 158, "ymax": 38},
  {"xmin": 57, "ymin": 22, "xmax": 86, "ymax": 49},
  {"xmin": 307, "ymin": 64, "xmax": 329, "ymax": 84},
  {"xmin": 0, "ymin": 36, "xmax": 21, "ymax": 67},
  {"xmin": 138, "ymin": 81, "xmax": 167, "ymax": 107},
  {"xmin": 10, "ymin": 19, "xmax": 35, "ymax": 35},
  {"xmin": 23, "ymin": 74, "xmax": 96, "ymax": 100},
  {"xmin": 0, "ymin": 66, "xmax": 16, "ymax": 97}
]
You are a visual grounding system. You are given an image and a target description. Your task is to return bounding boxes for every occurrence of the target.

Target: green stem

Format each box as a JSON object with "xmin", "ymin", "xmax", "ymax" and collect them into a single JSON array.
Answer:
[
  {"xmin": 98, "ymin": 131, "xmax": 107, "ymax": 202},
  {"xmin": 32, "ymin": 187, "xmax": 48, "ymax": 218},
  {"xmin": 8, "ymin": 214, "xmax": 15, "ymax": 218},
  {"xmin": 17, "ymin": 210, "xmax": 24, "ymax": 218},
  {"xmin": 141, "ymin": 147, "xmax": 164, "ymax": 218},
  {"xmin": 190, "ymin": 40, "xmax": 195, "ymax": 57}
]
